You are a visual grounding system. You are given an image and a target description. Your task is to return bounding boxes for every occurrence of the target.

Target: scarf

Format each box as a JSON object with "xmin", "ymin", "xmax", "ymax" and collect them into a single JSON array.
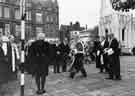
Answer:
[{"xmin": 11, "ymin": 43, "xmax": 20, "ymax": 72}]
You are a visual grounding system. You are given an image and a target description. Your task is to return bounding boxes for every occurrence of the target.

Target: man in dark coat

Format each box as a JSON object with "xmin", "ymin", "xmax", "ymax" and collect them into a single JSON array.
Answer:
[
  {"xmin": 106, "ymin": 33, "xmax": 121, "ymax": 80},
  {"xmin": 29, "ymin": 33, "xmax": 50, "ymax": 94},
  {"xmin": 54, "ymin": 40, "xmax": 61, "ymax": 73},
  {"xmin": 59, "ymin": 38, "xmax": 70, "ymax": 72},
  {"xmin": 93, "ymin": 38, "xmax": 102, "ymax": 72}
]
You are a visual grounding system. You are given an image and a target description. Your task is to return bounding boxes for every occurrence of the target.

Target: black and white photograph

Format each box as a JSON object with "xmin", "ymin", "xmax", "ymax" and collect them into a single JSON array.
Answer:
[{"xmin": 0, "ymin": 0, "xmax": 135, "ymax": 96}]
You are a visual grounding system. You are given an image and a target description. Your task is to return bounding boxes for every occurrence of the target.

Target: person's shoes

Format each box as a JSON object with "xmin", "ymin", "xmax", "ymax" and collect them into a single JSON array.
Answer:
[
  {"xmin": 41, "ymin": 89, "xmax": 46, "ymax": 94},
  {"xmin": 36, "ymin": 90, "xmax": 42, "ymax": 95}
]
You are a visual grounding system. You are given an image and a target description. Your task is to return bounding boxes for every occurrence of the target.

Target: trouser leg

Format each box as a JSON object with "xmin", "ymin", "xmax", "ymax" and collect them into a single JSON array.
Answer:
[
  {"xmin": 41, "ymin": 75, "xmax": 46, "ymax": 90},
  {"xmin": 62, "ymin": 64, "xmax": 67, "ymax": 72},
  {"xmin": 100, "ymin": 65, "xmax": 104, "ymax": 72},
  {"xmin": 80, "ymin": 65, "xmax": 87, "ymax": 77},
  {"xmin": 35, "ymin": 75, "xmax": 41, "ymax": 91},
  {"xmin": 57, "ymin": 63, "xmax": 60, "ymax": 73}
]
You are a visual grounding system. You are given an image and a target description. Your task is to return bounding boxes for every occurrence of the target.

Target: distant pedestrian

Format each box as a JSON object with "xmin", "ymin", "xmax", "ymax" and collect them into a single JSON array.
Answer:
[
  {"xmin": 28, "ymin": 33, "xmax": 50, "ymax": 95},
  {"xmin": 59, "ymin": 38, "xmax": 70, "ymax": 72},
  {"xmin": 54, "ymin": 40, "xmax": 61, "ymax": 73}
]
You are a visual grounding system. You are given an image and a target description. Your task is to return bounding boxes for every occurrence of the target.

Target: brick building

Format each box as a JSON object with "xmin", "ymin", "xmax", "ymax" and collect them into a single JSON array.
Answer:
[
  {"xmin": 59, "ymin": 22, "xmax": 85, "ymax": 41},
  {"xmin": 0, "ymin": 0, "xmax": 59, "ymax": 41}
]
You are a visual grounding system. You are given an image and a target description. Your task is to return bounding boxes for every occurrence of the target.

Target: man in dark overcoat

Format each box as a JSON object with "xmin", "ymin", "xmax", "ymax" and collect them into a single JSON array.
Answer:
[
  {"xmin": 59, "ymin": 38, "xmax": 70, "ymax": 72},
  {"xmin": 93, "ymin": 38, "xmax": 102, "ymax": 72},
  {"xmin": 106, "ymin": 33, "xmax": 121, "ymax": 80},
  {"xmin": 29, "ymin": 33, "xmax": 50, "ymax": 94}
]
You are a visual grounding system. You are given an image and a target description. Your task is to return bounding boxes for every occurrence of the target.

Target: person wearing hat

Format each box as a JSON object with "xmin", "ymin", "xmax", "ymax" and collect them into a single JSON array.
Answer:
[
  {"xmin": 105, "ymin": 33, "xmax": 121, "ymax": 80},
  {"xmin": 69, "ymin": 34, "xmax": 87, "ymax": 79},
  {"xmin": 29, "ymin": 33, "xmax": 50, "ymax": 94}
]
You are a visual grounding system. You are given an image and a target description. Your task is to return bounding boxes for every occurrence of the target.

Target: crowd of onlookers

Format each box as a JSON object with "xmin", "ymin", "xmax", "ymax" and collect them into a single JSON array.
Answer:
[{"xmin": 0, "ymin": 32, "xmax": 123, "ymax": 95}]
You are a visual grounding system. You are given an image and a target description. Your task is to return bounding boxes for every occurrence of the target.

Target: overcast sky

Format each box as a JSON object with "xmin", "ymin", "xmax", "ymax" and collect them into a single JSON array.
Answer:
[{"xmin": 58, "ymin": 0, "xmax": 100, "ymax": 29}]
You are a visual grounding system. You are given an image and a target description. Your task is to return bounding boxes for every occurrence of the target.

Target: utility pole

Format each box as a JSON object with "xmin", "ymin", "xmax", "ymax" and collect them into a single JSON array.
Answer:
[{"xmin": 20, "ymin": 0, "xmax": 26, "ymax": 96}]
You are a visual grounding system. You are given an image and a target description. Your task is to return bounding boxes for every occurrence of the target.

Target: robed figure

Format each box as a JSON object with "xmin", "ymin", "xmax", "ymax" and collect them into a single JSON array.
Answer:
[
  {"xmin": 100, "ymin": 36, "xmax": 109, "ymax": 73},
  {"xmin": 106, "ymin": 34, "xmax": 121, "ymax": 80},
  {"xmin": 93, "ymin": 39, "xmax": 102, "ymax": 71},
  {"xmin": 0, "ymin": 36, "xmax": 20, "ymax": 84}
]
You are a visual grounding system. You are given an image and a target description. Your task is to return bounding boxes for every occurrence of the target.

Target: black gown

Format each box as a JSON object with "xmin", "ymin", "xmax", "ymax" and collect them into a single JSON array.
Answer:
[
  {"xmin": 0, "ymin": 42, "xmax": 18, "ymax": 84},
  {"xmin": 26, "ymin": 40, "xmax": 50, "ymax": 76}
]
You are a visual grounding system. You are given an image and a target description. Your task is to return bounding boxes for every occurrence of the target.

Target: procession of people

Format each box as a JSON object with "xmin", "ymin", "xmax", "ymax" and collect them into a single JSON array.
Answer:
[{"xmin": 0, "ymin": 31, "xmax": 122, "ymax": 95}]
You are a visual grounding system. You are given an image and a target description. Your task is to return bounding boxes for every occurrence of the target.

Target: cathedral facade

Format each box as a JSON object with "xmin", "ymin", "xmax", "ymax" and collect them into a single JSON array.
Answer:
[{"xmin": 99, "ymin": 0, "xmax": 135, "ymax": 52}]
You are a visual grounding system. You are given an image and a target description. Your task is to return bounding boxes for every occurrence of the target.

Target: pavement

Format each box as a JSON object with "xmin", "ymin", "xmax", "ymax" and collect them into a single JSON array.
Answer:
[{"xmin": 0, "ymin": 56, "xmax": 135, "ymax": 96}]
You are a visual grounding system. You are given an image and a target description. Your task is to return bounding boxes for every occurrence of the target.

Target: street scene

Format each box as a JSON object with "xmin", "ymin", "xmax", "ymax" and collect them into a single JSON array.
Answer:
[{"xmin": 1, "ymin": 0, "xmax": 135, "ymax": 96}]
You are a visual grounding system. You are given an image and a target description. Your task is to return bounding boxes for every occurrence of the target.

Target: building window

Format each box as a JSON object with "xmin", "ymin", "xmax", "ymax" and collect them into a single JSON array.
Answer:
[
  {"xmin": 122, "ymin": 28, "xmax": 125, "ymax": 41},
  {"xmin": 0, "ymin": 6, "xmax": 2, "ymax": 17},
  {"xmin": 15, "ymin": 25, "xmax": 21, "ymax": 37},
  {"xmin": 15, "ymin": 9, "xmax": 20, "ymax": 19},
  {"xmin": 46, "ymin": 15, "xmax": 49, "ymax": 22},
  {"xmin": 26, "ymin": 2, "xmax": 32, "ymax": 8},
  {"xmin": 36, "ymin": 13, "xmax": 42, "ymax": 23},
  {"xmin": 50, "ymin": 16, "xmax": 53, "ymax": 22},
  {"xmin": 5, "ymin": 24, "xmax": 10, "ymax": 36},
  {"xmin": 4, "ymin": 7, "xmax": 10, "ymax": 18},
  {"xmin": 26, "ymin": 11, "xmax": 31, "ymax": 20},
  {"xmin": 36, "ymin": 27, "xmax": 43, "ymax": 34},
  {"xmin": 15, "ymin": 0, "xmax": 20, "ymax": 5},
  {"xmin": 26, "ymin": 25, "xmax": 32, "ymax": 38}
]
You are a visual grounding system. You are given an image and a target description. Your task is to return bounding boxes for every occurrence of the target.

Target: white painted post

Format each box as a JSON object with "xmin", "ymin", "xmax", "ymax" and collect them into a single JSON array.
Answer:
[{"xmin": 20, "ymin": 0, "xmax": 26, "ymax": 96}]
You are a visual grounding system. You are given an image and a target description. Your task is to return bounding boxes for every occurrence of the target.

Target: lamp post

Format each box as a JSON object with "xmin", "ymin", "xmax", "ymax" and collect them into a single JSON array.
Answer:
[{"xmin": 20, "ymin": 0, "xmax": 26, "ymax": 96}]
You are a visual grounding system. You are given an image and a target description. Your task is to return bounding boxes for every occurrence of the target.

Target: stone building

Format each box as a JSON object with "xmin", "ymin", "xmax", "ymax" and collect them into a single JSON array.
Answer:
[
  {"xmin": 99, "ymin": 0, "xmax": 135, "ymax": 52},
  {"xmin": 59, "ymin": 22, "xmax": 85, "ymax": 41},
  {"xmin": 0, "ymin": 0, "xmax": 59, "ymax": 41}
]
